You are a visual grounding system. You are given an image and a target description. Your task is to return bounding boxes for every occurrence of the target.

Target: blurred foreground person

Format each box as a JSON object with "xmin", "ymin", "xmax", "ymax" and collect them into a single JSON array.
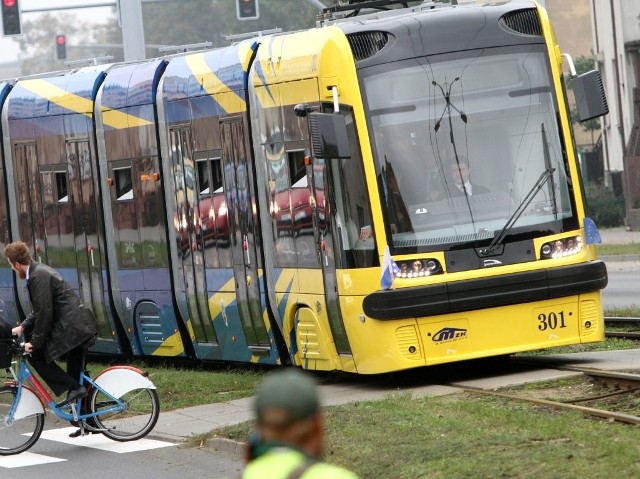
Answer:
[{"xmin": 243, "ymin": 368, "xmax": 359, "ymax": 479}]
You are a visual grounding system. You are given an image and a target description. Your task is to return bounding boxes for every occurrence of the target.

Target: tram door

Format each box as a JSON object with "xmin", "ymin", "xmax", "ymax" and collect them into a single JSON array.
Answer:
[
  {"xmin": 64, "ymin": 140, "xmax": 111, "ymax": 339},
  {"xmin": 12, "ymin": 144, "xmax": 39, "ymax": 251},
  {"xmin": 311, "ymin": 157, "xmax": 351, "ymax": 354},
  {"xmin": 220, "ymin": 118, "xmax": 270, "ymax": 352},
  {"xmin": 12, "ymin": 141, "xmax": 111, "ymax": 342},
  {"xmin": 170, "ymin": 128, "xmax": 216, "ymax": 344},
  {"xmin": 12, "ymin": 143, "xmax": 43, "ymax": 318}
]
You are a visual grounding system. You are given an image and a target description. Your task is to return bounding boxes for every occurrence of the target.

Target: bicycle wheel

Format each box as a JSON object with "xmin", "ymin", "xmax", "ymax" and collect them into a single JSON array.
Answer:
[
  {"xmin": 89, "ymin": 382, "xmax": 160, "ymax": 442},
  {"xmin": 0, "ymin": 386, "xmax": 45, "ymax": 455}
]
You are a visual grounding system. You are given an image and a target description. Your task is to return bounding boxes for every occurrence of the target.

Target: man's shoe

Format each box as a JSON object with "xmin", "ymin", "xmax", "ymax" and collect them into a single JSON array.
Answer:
[
  {"xmin": 56, "ymin": 386, "xmax": 87, "ymax": 408},
  {"xmin": 69, "ymin": 427, "xmax": 100, "ymax": 438}
]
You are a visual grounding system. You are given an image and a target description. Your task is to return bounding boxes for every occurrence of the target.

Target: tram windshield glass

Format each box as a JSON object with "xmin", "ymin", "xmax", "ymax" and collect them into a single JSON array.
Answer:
[{"xmin": 360, "ymin": 44, "xmax": 577, "ymax": 253}]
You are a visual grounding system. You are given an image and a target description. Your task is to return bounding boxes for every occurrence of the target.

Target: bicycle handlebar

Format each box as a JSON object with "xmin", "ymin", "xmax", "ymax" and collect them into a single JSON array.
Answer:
[{"xmin": 0, "ymin": 336, "xmax": 25, "ymax": 355}]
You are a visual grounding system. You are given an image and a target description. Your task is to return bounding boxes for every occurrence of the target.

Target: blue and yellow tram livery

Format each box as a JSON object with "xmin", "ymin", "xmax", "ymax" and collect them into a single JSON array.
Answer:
[
  {"xmin": 0, "ymin": 0, "xmax": 609, "ymax": 374},
  {"xmin": 2, "ymin": 66, "xmax": 123, "ymax": 355}
]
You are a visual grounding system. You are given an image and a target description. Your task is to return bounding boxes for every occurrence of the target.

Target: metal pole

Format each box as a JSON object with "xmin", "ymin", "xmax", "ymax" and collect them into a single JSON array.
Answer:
[
  {"xmin": 118, "ymin": 0, "xmax": 145, "ymax": 61},
  {"xmin": 21, "ymin": 0, "xmax": 168, "ymax": 14},
  {"xmin": 306, "ymin": 0, "xmax": 327, "ymax": 9}
]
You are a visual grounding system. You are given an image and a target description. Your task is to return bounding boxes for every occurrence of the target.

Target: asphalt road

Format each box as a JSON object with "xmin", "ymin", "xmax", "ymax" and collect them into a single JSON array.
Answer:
[
  {"xmin": 0, "ymin": 424, "xmax": 243, "ymax": 479},
  {"xmin": 602, "ymin": 260, "xmax": 640, "ymax": 309}
]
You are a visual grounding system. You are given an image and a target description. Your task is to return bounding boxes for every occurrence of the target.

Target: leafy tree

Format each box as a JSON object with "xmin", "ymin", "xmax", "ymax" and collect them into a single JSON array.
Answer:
[
  {"xmin": 584, "ymin": 182, "xmax": 624, "ymax": 227},
  {"xmin": 570, "ymin": 105, "xmax": 601, "ymax": 134},
  {"xmin": 573, "ymin": 55, "xmax": 595, "ymax": 77},
  {"xmin": 13, "ymin": 12, "xmax": 116, "ymax": 75}
]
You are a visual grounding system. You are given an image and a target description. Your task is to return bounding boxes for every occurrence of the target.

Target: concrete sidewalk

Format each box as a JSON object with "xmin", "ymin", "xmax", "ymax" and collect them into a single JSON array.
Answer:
[
  {"xmin": 599, "ymin": 226, "xmax": 640, "ymax": 245},
  {"xmin": 595, "ymin": 227, "xmax": 639, "ymax": 263},
  {"xmin": 150, "ymin": 349, "xmax": 640, "ymax": 449}
]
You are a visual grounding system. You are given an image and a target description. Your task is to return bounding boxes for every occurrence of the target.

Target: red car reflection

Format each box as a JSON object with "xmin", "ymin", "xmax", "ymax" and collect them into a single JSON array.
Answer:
[
  {"xmin": 272, "ymin": 187, "xmax": 316, "ymax": 236},
  {"xmin": 174, "ymin": 193, "xmax": 229, "ymax": 254}
]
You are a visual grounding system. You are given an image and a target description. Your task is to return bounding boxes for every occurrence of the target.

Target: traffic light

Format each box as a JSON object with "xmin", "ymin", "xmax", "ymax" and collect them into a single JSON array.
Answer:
[
  {"xmin": 55, "ymin": 34, "xmax": 67, "ymax": 60},
  {"xmin": 236, "ymin": 0, "xmax": 259, "ymax": 20},
  {"xmin": 1, "ymin": 0, "xmax": 21, "ymax": 36}
]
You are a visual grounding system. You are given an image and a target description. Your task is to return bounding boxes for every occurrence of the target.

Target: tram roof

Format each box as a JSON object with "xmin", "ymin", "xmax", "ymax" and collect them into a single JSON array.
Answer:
[
  {"xmin": 6, "ymin": 65, "xmax": 110, "ymax": 119},
  {"xmin": 161, "ymin": 40, "xmax": 258, "ymax": 101},
  {"xmin": 99, "ymin": 59, "xmax": 167, "ymax": 110},
  {"xmin": 333, "ymin": 0, "xmax": 544, "ymax": 67}
]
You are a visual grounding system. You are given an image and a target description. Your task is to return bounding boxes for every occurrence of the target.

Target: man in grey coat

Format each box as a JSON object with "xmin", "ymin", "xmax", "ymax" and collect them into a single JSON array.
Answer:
[{"xmin": 5, "ymin": 241, "xmax": 97, "ymax": 407}]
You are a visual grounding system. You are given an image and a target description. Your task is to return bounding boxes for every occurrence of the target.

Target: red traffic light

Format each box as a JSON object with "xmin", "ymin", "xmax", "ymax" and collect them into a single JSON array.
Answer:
[
  {"xmin": 236, "ymin": 0, "xmax": 259, "ymax": 20},
  {"xmin": 1, "ymin": 0, "xmax": 21, "ymax": 36},
  {"xmin": 55, "ymin": 34, "xmax": 67, "ymax": 60}
]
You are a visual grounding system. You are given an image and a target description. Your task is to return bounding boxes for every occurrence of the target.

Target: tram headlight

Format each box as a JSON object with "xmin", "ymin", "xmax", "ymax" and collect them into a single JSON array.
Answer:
[
  {"xmin": 540, "ymin": 235, "xmax": 583, "ymax": 259},
  {"xmin": 394, "ymin": 258, "xmax": 443, "ymax": 279}
]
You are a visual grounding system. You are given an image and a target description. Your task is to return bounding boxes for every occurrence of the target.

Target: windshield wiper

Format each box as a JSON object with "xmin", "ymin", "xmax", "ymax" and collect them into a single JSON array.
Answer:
[
  {"xmin": 541, "ymin": 123, "xmax": 558, "ymax": 217},
  {"xmin": 481, "ymin": 167, "xmax": 555, "ymax": 256}
]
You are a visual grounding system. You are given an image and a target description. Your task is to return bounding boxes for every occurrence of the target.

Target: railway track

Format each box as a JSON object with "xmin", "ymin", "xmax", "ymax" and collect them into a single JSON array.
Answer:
[
  {"xmin": 605, "ymin": 316, "xmax": 640, "ymax": 340},
  {"xmin": 604, "ymin": 317, "xmax": 640, "ymax": 323},
  {"xmin": 443, "ymin": 366, "xmax": 640, "ymax": 426}
]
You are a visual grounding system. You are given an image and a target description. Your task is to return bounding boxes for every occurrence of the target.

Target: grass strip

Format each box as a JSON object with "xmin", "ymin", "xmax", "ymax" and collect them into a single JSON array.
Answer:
[{"xmin": 211, "ymin": 391, "xmax": 640, "ymax": 478}]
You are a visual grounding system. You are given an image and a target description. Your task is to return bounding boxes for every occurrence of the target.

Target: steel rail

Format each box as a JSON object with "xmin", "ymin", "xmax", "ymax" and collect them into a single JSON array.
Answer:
[
  {"xmin": 604, "ymin": 316, "xmax": 640, "ymax": 323},
  {"xmin": 604, "ymin": 316, "xmax": 640, "ymax": 339},
  {"xmin": 605, "ymin": 331, "xmax": 640, "ymax": 339},
  {"xmin": 568, "ymin": 387, "xmax": 640, "ymax": 403},
  {"xmin": 509, "ymin": 360, "xmax": 640, "ymax": 381},
  {"xmin": 444, "ymin": 383, "xmax": 640, "ymax": 426}
]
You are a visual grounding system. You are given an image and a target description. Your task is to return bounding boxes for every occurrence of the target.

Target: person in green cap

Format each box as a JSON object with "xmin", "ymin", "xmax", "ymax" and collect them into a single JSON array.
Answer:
[{"xmin": 242, "ymin": 368, "xmax": 359, "ymax": 479}]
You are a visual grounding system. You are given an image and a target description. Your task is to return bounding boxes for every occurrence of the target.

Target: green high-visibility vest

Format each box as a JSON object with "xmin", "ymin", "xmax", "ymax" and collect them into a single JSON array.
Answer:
[{"xmin": 242, "ymin": 447, "xmax": 359, "ymax": 479}]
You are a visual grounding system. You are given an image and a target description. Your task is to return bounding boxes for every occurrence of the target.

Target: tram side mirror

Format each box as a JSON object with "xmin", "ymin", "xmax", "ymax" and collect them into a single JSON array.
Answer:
[
  {"xmin": 308, "ymin": 112, "xmax": 351, "ymax": 159},
  {"xmin": 572, "ymin": 69, "xmax": 609, "ymax": 122}
]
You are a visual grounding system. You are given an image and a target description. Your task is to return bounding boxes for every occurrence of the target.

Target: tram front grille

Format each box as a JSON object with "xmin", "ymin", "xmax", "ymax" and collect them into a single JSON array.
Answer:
[{"xmin": 500, "ymin": 9, "xmax": 542, "ymax": 36}]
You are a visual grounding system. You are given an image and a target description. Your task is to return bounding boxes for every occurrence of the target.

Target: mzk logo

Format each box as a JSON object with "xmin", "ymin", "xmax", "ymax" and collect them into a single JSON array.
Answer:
[
  {"xmin": 432, "ymin": 327, "xmax": 468, "ymax": 343},
  {"xmin": 483, "ymin": 259, "xmax": 502, "ymax": 267}
]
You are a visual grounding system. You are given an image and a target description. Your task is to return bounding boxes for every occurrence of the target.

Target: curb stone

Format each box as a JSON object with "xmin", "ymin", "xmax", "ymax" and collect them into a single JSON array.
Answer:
[
  {"xmin": 601, "ymin": 254, "xmax": 640, "ymax": 262},
  {"xmin": 200, "ymin": 436, "xmax": 245, "ymax": 456}
]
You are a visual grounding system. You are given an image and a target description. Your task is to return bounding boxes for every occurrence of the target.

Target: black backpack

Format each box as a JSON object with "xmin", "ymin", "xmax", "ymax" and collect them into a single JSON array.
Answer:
[{"xmin": 0, "ymin": 320, "xmax": 13, "ymax": 369}]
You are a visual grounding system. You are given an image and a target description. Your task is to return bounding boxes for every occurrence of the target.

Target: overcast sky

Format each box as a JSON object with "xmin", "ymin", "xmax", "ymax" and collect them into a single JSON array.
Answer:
[{"xmin": 0, "ymin": 0, "xmax": 116, "ymax": 63}]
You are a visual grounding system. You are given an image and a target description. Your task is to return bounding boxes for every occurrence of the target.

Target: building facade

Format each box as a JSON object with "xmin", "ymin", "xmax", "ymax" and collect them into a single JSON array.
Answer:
[{"xmin": 590, "ymin": 0, "xmax": 640, "ymax": 227}]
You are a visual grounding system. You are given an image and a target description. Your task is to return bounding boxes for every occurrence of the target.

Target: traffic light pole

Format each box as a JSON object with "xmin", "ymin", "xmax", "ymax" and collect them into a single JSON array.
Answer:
[
  {"xmin": 306, "ymin": 0, "xmax": 327, "ymax": 8},
  {"xmin": 117, "ymin": 0, "xmax": 145, "ymax": 61}
]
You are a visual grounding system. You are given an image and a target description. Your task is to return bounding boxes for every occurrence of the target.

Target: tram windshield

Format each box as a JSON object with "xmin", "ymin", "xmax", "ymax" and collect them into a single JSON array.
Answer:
[{"xmin": 360, "ymin": 44, "xmax": 577, "ymax": 253}]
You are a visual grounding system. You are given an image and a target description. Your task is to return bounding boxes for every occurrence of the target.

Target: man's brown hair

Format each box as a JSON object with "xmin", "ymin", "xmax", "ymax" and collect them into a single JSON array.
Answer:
[{"xmin": 4, "ymin": 241, "xmax": 32, "ymax": 266}]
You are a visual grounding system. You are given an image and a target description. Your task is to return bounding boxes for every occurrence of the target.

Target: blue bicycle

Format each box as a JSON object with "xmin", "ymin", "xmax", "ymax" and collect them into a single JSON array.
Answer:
[{"xmin": 0, "ymin": 338, "xmax": 160, "ymax": 455}]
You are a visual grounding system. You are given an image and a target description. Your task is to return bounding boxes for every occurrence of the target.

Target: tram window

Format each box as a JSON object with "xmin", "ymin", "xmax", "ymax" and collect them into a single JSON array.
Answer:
[
  {"xmin": 327, "ymin": 108, "xmax": 377, "ymax": 268},
  {"xmin": 197, "ymin": 159, "xmax": 211, "ymax": 196},
  {"xmin": 40, "ymin": 170, "xmax": 68, "ymax": 204},
  {"xmin": 115, "ymin": 167, "xmax": 134, "ymax": 201},
  {"xmin": 289, "ymin": 150, "xmax": 306, "ymax": 187},
  {"xmin": 197, "ymin": 157, "xmax": 223, "ymax": 196},
  {"xmin": 212, "ymin": 158, "xmax": 223, "ymax": 191},
  {"xmin": 55, "ymin": 172, "xmax": 68, "ymax": 203}
]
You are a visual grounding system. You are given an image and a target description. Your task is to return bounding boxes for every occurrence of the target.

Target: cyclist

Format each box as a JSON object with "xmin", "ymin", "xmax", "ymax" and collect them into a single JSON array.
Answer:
[
  {"xmin": 243, "ymin": 368, "xmax": 360, "ymax": 479},
  {"xmin": 4, "ymin": 241, "xmax": 97, "ymax": 408}
]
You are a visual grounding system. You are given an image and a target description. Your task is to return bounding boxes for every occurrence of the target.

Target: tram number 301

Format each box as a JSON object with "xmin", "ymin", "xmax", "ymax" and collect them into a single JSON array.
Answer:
[{"xmin": 537, "ymin": 311, "xmax": 567, "ymax": 331}]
